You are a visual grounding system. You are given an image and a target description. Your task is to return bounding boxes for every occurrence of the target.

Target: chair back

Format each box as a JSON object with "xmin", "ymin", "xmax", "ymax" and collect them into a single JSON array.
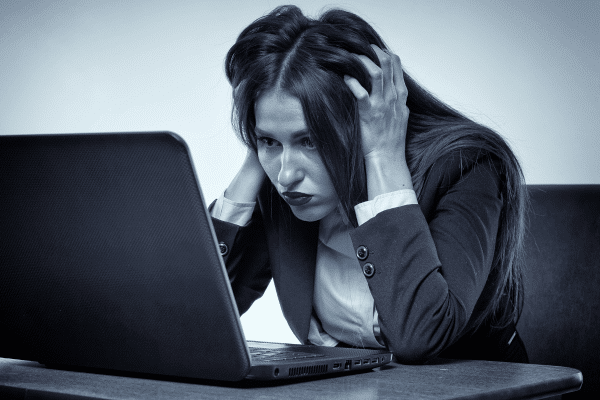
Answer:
[{"xmin": 518, "ymin": 185, "xmax": 600, "ymax": 398}]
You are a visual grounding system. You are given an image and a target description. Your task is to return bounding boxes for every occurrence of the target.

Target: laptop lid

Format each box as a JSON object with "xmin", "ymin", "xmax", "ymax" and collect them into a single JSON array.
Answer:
[
  {"xmin": 0, "ymin": 132, "xmax": 252, "ymax": 381},
  {"xmin": 0, "ymin": 132, "xmax": 393, "ymax": 381}
]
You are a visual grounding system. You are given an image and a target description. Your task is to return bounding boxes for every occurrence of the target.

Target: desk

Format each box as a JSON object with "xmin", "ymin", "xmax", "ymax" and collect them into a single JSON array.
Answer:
[
  {"xmin": 0, "ymin": 357, "xmax": 581, "ymax": 399},
  {"xmin": 1, "ymin": 356, "xmax": 582, "ymax": 400}
]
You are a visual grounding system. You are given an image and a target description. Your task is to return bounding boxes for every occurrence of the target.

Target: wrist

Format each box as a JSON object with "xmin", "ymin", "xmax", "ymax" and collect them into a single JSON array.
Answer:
[
  {"xmin": 364, "ymin": 145, "xmax": 406, "ymax": 163},
  {"xmin": 364, "ymin": 151, "xmax": 413, "ymax": 199}
]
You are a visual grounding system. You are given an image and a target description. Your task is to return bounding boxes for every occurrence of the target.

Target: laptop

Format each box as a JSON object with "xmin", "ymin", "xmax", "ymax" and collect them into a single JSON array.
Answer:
[{"xmin": 0, "ymin": 131, "xmax": 393, "ymax": 381}]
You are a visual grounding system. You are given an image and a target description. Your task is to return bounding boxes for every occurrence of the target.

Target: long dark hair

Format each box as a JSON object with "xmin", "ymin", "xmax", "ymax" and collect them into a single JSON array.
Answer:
[{"xmin": 225, "ymin": 5, "xmax": 526, "ymax": 329}]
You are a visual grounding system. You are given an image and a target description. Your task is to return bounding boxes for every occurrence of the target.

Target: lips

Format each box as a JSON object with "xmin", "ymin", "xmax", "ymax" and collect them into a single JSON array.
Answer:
[{"xmin": 281, "ymin": 191, "xmax": 313, "ymax": 206}]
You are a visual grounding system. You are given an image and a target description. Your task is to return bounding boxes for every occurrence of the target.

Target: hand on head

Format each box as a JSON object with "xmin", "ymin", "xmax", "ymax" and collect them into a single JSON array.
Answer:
[{"xmin": 344, "ymin": 45, "xmax": 410, "ymax": 163}]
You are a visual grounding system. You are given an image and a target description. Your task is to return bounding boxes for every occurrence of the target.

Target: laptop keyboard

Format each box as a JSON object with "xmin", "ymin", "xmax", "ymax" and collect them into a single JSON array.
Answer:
[{"xmin": 249, "ymin": 347, "xmax": 327, "ymax": 362}]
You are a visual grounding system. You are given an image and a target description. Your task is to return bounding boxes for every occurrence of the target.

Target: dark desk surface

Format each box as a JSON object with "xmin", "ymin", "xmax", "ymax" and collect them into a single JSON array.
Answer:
[{"xmin": 0, "ymin": 357, "xmax": 582, "ymax": 400}]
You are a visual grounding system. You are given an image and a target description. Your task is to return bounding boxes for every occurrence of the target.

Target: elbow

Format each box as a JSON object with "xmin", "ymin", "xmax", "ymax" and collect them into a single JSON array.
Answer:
[
  {"xmin": 380, "ymin": 292, "xmax": 469, "ymax": 364},
  {"xmin": 388, "ymin": 340, "xmax": 439, "ymax": 365},
  {"xmin": 383, "ymin": 317, "xmax": 465, "ymax": 364}
]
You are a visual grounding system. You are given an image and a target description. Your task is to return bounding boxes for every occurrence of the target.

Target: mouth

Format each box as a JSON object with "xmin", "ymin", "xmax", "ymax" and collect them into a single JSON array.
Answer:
[{"xmin": 281, "ymin": 191, "xmax": 313, "ymax": 207}]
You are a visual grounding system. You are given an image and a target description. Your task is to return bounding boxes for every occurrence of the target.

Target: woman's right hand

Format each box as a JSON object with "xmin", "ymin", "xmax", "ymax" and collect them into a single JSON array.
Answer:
[{"xmin": 224, "ymin": 148, "xmax": 266, "ymax": 203}]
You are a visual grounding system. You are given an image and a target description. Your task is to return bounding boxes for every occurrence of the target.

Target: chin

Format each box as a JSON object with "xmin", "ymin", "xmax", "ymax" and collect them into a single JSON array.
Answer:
[
  {"xmin": 290, "ymin": 205, "xmax": 335, "ymax": 222},
  {"xmin": 292, "ymin": 212, "xmax": 321, "ymax": 222}
]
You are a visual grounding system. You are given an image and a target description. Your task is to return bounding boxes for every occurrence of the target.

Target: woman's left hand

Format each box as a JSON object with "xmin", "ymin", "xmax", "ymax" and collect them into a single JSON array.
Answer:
[
  {"xmin": 345, "ymin": 45, "xmax": 414, "ymax": 196},
  {"xmin": 344, "ymin": 45, "xmax": 409, "ymax": 163}
]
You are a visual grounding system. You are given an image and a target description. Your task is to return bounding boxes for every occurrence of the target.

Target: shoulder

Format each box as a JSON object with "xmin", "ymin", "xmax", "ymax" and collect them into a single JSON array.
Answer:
[
  {"xmin": 418, "ymin": 147, "xmax": 504, "ymax": 218},
  {"xmin": 430, "ymin": 148, "xmax": 502, "ymax": 185}
]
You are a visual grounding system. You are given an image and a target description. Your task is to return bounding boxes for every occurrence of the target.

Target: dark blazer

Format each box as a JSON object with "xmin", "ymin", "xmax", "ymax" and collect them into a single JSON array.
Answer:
[{"xmin": 211, "ymin": 148, "xmax": 527, "ymax": 364}]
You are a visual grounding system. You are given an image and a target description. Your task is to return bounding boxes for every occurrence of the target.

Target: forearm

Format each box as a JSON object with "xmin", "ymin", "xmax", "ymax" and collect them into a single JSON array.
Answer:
[
  {"xmin": 211, "ymin": 203, "xmax": 271, "ymax": 315},
  {"xmin": 352, "ymin": 206, "xmax": 468, "ymax": 362},
  {"xmin": 211, "ymin": 150, "xmax": 269, "ymax": 314},
  {"xmin": 224, "ymin": 150, "xmax": 265, "ymax": 203},
  {"xmin": 352, "ymin": 154, "xmax": 503, "ymax": 362}
]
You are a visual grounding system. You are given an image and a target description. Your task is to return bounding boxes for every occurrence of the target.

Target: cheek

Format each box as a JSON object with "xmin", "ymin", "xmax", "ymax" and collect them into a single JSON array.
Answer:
[
  {"xmin": 319, "ymin": 173, "xmax": 337, "ymax": 198},
  {"xmin": 310, "ymin": 158, "xmax": 335, "ymax": 194},
  {"xmin": 258, "ymin": 150, "xmax": 280, "ymax": 183}
]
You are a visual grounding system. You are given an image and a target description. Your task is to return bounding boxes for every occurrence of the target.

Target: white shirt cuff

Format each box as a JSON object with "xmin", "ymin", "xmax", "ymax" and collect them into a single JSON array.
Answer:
[
  {"xmin": 354, "ymin": 189, "xmax": 418, "ymax": 226},
  {"xmin": 210, "ymin": 192, "xmax": 255, "ymax": 226}
]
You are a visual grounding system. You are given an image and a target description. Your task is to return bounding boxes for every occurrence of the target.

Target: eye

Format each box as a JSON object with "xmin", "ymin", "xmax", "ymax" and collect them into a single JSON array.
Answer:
[
  {"xmin": 302, "ymin": 136, "xmax": 315, "ymax": 149},
  {"xmin": 257, "ymin": 136, "xmax": 278, "ymax": 147}
]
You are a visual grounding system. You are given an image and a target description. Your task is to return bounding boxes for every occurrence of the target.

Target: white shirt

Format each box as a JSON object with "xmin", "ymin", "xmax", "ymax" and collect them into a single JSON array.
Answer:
[{"xmin": 211, "ymin": 189, "xmax": 418, "ymax": 348}]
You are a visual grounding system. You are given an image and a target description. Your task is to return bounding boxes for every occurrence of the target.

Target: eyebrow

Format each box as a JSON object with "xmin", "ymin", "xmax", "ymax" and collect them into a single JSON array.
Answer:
[{"xmin": 254, "ymin": 127, "xmax": 310, "ymax": 138}]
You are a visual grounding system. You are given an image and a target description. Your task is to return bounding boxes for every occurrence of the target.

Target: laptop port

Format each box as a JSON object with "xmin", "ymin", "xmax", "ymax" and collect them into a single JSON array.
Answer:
[
  {"xmin": 344, "ymin": 360, "xmax": 352, "ymax": 370},
  {"xmin": 333, "ymin": 363, "xmax": 341, "ymax": 370},
  {"xmin": 354, "ymin": 359, "xmax": 361, "ymax": 366},
  {"xmin": 371, "ymin": 357, "xmax": 379, "ymax": 364},
  {"xmin": 363, "ymin": 359, "xmax": 370, "ymax": 365}
]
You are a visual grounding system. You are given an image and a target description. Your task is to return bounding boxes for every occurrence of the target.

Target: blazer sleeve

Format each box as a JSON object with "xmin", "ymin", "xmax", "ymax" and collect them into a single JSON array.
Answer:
[
  {"xmin": 210, "ymin": 203, "xmax": 272, "ymax": 315},
  {"xmin": 349, "ymin": 151, "xmax": 503, "ymax": 363}
]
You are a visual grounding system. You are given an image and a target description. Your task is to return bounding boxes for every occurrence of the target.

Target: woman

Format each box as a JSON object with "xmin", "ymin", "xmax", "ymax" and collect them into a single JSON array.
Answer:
[{"xmin": 210, "ymin": 5, "xmax": 528, "ymax": 363}]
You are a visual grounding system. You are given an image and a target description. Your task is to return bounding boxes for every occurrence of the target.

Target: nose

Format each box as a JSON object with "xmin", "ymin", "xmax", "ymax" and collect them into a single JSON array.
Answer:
[{"xmin": 277, "ymin": 147, "xmax": 304, "ymax": 189}]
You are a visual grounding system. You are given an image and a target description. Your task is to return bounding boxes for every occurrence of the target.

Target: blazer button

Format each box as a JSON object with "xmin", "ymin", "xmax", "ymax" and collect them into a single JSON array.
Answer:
[
  {"xmin": 362, "ymin": 263, "xmax": 375, "ymax": 278},
  {"xmin": 356, "ymin": 245, "xmax": 369, "ymax": 261},
  {"xmin": 218, "ymin": 242, "xmax": 229, "ymax": 256}
]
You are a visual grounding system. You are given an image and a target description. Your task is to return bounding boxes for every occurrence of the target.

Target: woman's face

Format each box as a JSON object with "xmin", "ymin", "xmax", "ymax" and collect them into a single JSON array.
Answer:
[{"xmin": 254, "ymin": 89, "xmax": 339, "ymax": 222}]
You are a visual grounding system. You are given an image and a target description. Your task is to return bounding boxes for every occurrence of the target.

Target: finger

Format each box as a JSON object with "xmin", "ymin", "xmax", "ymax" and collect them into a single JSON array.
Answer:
[
  {"xmin": 391, "ymin": 53, "xmax": 408, "ymax": 103},
  {"xmin": 370, "ymin": 45, "xmax": 394, "ymax": 101},
  {"xmin": 354, "ymin": 53, "xmax": 383, "ymax": 98},
  {"xmin": 390, "ymin": 54, "xmax": 409, "ymax": 124},
  {"xmin": 344, "ymin": 75, "xmax": 370, "ymax": 110}
]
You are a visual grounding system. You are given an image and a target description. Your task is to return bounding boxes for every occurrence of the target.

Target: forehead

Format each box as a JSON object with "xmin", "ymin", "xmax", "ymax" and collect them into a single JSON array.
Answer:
[{"xmin": 255, "ymin": 89, "xmax": 306, "ymax": 134}]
